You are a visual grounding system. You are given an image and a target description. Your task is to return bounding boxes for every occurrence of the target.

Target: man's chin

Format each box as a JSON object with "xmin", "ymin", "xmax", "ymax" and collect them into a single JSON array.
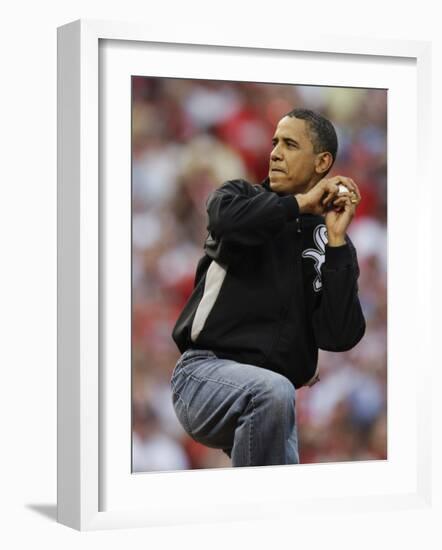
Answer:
[{"xmin": 269, "ymin": 177, "xmax": 290, "ymax": 195}]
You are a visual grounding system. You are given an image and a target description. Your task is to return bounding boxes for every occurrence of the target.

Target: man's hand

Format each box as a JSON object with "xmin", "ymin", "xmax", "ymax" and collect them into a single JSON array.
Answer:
[
  {"xmin": 295, "ymin": 176, "xmax": 362, "ymax": 245},
  {"xmin": 325, "ymin": 185, "xmax": 361, "ymax": 245},
  {"xmin": 295, "ymin": 176, "xmax": 359, "ymax": 216}
]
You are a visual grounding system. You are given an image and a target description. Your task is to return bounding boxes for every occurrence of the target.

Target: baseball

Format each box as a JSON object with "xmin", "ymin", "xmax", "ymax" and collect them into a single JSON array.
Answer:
[{"xmin": 337, "ymin": 183, "xmax": 358, "ymax": 204}]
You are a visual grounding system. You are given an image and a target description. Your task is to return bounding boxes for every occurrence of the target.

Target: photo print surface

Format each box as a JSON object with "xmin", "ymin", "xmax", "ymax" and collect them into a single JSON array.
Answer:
[{"xmin": 131, "ymin": 77, "xmax": 387, "ymax": 472}]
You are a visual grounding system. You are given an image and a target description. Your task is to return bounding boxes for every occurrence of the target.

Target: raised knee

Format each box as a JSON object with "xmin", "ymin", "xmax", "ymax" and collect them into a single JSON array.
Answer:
[{"xmin": 252, "ymin": 373, "xmax": 295, "ymax": 414}]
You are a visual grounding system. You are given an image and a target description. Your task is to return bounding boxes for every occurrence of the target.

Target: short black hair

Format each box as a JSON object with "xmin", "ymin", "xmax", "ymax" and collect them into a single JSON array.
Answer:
[{"xmin": 284, "ymin": 108, "xmax": 338, "ymax": 169}]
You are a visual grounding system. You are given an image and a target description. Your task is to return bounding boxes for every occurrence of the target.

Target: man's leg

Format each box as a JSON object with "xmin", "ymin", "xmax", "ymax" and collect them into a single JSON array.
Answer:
[{"xmin": 171, "ymin": 349, "xmax": 299, "ymax": 467}]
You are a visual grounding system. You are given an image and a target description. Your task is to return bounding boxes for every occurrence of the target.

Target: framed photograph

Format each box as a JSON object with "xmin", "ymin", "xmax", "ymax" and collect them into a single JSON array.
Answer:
[{"xmin": 57, "ymin": 19, "xmax": 432, "ymax": 530}]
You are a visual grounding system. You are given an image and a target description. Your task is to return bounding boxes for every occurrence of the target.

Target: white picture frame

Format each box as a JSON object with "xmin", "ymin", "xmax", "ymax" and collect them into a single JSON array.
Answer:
[{"xmin": 57, "ymin": 19, "xmax": 432, "ymax": 531}]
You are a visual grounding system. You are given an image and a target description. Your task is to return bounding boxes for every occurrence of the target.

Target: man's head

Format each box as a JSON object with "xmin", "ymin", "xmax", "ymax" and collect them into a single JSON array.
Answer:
[{"xmin": 268, "ymin": 108, "xmax": 338, "ymax": 195}]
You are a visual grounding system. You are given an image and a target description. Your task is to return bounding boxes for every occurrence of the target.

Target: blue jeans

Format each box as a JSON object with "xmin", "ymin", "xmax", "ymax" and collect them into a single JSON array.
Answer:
[{"xmin": 170, "ymin": 349, "xmax": 299, "ymax": 467}]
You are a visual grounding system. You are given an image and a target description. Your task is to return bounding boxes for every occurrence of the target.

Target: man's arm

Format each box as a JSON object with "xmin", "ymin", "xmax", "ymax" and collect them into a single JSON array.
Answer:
[
  {"xmin": 206, "ymin": 176, "xmax": 351, "ymax": 247},
  {"xmin": 206, "ymin": 179, "xmax": 299, "ymax": 247},
  {"xmin": 311, "ymin": 181, "xmax": 366, "ymax": 351},
  {"xmin": 312, "ymin": 238, "xmax": 366, "ymax": 351}
]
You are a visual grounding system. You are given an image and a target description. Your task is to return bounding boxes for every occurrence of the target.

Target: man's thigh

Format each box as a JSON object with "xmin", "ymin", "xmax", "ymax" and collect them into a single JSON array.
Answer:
[{"xmin": 170, "ymin": 349, "xmax": 293, "ymax": 450}]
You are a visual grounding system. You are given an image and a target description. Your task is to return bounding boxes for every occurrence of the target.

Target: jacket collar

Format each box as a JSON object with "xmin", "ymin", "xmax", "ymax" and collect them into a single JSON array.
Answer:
[{"xmin": 260, "ymin": 177, "xmax": 273, "ymax": 193}]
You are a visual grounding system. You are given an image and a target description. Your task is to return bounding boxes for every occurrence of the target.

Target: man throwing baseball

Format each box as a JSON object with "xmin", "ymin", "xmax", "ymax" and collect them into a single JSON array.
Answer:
[{"xmin": 171, "ymin": 108, "xmax": 365, "ymax": 467}]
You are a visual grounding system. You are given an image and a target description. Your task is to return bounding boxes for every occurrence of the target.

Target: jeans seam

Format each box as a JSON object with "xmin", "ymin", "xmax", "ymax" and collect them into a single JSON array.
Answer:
[{"xmin": 249, "ymin": 395, "xmax": 256, "ymax": 466}]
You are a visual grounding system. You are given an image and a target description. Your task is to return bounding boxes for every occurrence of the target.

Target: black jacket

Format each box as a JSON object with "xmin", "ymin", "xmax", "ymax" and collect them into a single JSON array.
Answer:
[{"xmin": 171, "ymin": 178, "xmax": 366, "ymax": 389}]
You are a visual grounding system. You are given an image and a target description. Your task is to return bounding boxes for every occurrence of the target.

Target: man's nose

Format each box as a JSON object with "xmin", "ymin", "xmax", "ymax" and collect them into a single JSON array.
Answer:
[{"xmin": 271, "ymin": 146, "xmax": 283, "ymax": 161}]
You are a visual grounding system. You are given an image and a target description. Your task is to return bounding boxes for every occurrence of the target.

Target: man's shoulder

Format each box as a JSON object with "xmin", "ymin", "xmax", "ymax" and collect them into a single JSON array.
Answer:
[{"xmin": 216, "ymin": 178, "xmax": 267, "ymax": 195}]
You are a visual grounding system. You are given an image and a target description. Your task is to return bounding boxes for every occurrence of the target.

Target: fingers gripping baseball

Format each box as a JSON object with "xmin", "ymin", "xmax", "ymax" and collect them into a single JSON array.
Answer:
[
  {"xmin": 325, "ymin": 188, "xmax": 361, "ymax": 245},
  {"xmin": 336, "ymin": 177, "xmax": 361, "ymax": 207},
  {"xmin": 295, "ymin": 175, "xmax": 362, "ymax": 220},
  {"xmin": 322, "ymin": 176, "xmax": 361, "ymax": 209}
]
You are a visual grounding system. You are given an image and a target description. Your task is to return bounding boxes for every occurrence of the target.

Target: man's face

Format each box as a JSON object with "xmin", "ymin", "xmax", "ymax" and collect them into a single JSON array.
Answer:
[{"xmin": 268, "ymin": 116, "xmax": 319, "ymax": 195}]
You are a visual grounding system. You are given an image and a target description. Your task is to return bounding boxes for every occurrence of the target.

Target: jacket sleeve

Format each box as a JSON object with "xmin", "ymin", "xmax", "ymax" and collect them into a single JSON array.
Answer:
[
  {"xmin": 206, "ymin": 179, "xmax": 299, "ymax": 248},
  {"xmin": 312, "ymin": 238, "xmax": 366, "ymax": 351}
]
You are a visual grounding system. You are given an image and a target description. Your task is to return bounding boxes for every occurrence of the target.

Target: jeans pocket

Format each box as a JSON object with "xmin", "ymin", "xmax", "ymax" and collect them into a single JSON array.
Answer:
[
  {"xmin": 170, "ymin": 355, "xmax": 188, "ymax": 387},
  {"xmin": 171, "ymin": 350, "xmax": 215, "ymax": 384},
  {"xmin": 170, "ymin": 363, "xmax": 181, "ymax": 388},
  {"xmin": 171, "ymin": 389, "xmax": 192, "ymax": 436}
]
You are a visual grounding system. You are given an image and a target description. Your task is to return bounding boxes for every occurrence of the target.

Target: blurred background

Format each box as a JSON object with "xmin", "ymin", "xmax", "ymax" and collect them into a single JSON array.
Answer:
[{"xmin": 131, "ymin": 77, "xmax": 387, "ymax": 472}]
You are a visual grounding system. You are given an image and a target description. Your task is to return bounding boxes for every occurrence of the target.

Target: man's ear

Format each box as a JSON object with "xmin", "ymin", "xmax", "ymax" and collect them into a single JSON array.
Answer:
[{"xmin": 315, "ymin": 152, "xmax": 333, "ymax": 175}]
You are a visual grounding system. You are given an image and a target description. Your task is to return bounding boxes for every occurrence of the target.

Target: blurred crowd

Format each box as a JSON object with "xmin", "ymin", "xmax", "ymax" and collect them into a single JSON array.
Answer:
[{"xmin": 131, "ymin": 77, "xmax": 387, "ymax": 472}]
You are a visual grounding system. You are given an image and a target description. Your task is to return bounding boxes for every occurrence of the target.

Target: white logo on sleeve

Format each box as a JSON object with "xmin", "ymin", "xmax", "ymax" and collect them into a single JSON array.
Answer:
[{"xmin": 302, "ymin": 225, "xmax": 328, "ymax": 292}]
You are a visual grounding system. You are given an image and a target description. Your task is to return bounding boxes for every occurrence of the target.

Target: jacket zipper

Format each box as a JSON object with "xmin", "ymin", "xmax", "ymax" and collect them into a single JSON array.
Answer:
[{"xmin": 262, "ymin": 221, "xmax": 300, "ymax": 368}]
